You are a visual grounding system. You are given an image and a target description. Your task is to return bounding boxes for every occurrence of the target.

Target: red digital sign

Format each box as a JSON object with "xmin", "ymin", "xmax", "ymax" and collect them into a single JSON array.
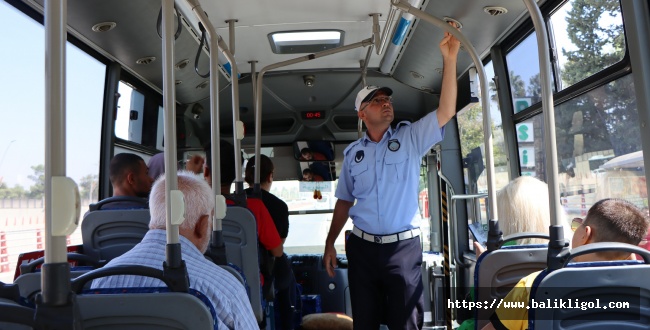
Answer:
[{"xmin": 301, "ymin": 111, "xmax": 325, "ymax": 120}]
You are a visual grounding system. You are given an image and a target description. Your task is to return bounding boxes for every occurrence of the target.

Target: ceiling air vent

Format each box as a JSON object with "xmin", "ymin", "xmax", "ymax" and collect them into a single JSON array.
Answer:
[
  {"xmin": 195, "ymin": 81, "xmax": 209, "ymax": 90},
  {"xmin": 136, "ymin": 56, "xmax": 156, "ymax": 65},
  {"xmin": 484, "ymin": 6, "xmax": 508, "ymax": 16},
  {"xmin": 175, "ymin": 59, "xmax": 190, "ymax": 70},
  {"xmin": 91, "ymin": 22, "xmax": 116, "ymax": 33},
  {"xmin": 410, "ymin": 71, "xmax": 424, "ymax": 79}
]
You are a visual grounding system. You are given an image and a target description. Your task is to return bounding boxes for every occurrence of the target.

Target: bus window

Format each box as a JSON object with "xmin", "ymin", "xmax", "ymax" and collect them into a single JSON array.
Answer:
[
  {"xmin": 505, "ymin": 33, "xmax": 546, "ymax": 113},
  {"xmin": 519, "ymin": 74, "xmax": 645, "ymax": 218},
  {"xmin": 115, "ymin": 80, "xmax": 163, "ymax": 150},
  {"xmin": 549, "ymin": 0, "xmax": 626, "ymax": 91},
  {"xmin": 274, "ymin": 180, "xmax": 338, "ymax": 254},
  {"xmin": 457, "ymin": 61, "xmax": 508, "ymax": 194},
  {"xmin": 0, "ymin": 1, "xmax": 104, "ymax": 282},
  {"xmin": 116, "ymin": 81, "xmax": 144, "ymax": 144}
]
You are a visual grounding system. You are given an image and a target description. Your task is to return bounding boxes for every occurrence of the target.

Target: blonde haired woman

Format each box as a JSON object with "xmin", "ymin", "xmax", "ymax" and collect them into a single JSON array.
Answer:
[{"xmin": 475, "ymin": 176, "xmax": 573, "ymax": 253}]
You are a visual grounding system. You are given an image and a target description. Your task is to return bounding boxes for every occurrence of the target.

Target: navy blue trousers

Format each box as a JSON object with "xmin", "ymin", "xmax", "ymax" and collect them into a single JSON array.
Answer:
[{"xmin": 346, "ymin": 234, "xmax": 424, "ymax": 329}]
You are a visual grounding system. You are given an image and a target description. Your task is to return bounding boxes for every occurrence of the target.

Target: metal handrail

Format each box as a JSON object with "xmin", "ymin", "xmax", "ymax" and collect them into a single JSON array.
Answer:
[
  {"xmin": 253, "ymin": 38, "xmax": 374, "ymax": 190},
  {"xmin": 522, "ymin": 0, "xmax": 569, "ymax": 271}
]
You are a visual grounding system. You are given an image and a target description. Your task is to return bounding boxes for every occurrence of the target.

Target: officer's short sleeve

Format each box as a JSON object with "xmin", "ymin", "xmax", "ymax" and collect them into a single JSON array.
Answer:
[
  {"xmin": 409, "ymin": 110, "xmax": 445, "ymax": 155},
  {"xmin": 335, "ymin": 156, "xmax": 355, "ymax": 202}
]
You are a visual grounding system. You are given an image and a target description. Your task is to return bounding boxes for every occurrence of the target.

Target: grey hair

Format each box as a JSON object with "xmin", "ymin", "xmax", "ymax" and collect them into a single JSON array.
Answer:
[
  {"xmin": 496, "ymin": 176, "xmax": 571, "ymax": 244},
  {"xmin": 149, "ymin": 170, "xmax": 215, "ymax": 231}
]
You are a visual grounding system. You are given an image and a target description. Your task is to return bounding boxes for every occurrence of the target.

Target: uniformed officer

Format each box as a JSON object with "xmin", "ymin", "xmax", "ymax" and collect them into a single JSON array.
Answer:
[{"xmin": 323, "ymin": 30, "xmax": 460, "ymax": 329}]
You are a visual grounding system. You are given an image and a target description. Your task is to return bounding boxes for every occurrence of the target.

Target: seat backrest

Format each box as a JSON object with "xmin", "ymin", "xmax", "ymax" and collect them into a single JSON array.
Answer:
[
  {"xmin": 222, "ymin": 206, "xmax": 263, "ymax": 322},
  {"xmin": 81, "ymin": 209, "xmax": 150, "ymax": 262},
  {"xmin": 530, "ymin": 262, "xmax": 650, "ymax": 330},
  {"xmin": 474, "ymin": 245, "xmax": 548, "ymax": 329},
  {"xmin": 0, "ymin": 297, "xmax": 34, "ymax": 330},
  {"xmin": 77, "ymin": 289, "xmax": 215, "ymax": 329},
  {"xmin": 219, "ymin": 264, "xmax": 247, "ymax": 294},
  {"xmin": 14, "ymin": 270, "xmax": 90, "ymax": 305}
]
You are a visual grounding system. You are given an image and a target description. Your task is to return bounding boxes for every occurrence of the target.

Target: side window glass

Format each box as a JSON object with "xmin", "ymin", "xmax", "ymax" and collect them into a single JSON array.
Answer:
[
  {"xmin": 0, "ymin": 1, "xmax": 104, "ymax": 280},
  {"xmin": 521, "ymin": 74, "xmax": 645, "ymax": 219},
  {"xmin": 458, "ymin": 61, "xmax": 508, "ymax": 194},
  {"xmin": 505, "ymin": 33, "xmax": 552, "ymax": 113},
  {"xmin": 549, "ymin": 0, "xmax": 625, "ymax": 91},
  {"xmin": 115, "ymin": 81, "xmax": 145, "ymax": 144}
]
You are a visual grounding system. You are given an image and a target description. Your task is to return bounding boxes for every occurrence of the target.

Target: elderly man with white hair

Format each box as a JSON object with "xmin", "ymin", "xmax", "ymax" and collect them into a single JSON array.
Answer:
[{"xmin": 92, "ymin": 171, "xmax": 257, "ymax": 330}]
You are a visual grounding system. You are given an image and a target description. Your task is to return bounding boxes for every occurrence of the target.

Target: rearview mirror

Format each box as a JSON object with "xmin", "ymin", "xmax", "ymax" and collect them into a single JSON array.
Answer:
[
  {"xmin": 300, "ymin": 161, "xmax": 335, "ymax": 181},
  {"xmin": 293, "ymin": 141, "xmax": 335, "ymax": 161}
]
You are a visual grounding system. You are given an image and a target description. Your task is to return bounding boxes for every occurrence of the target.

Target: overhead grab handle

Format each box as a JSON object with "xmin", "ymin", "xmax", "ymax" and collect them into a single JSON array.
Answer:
[
  {"xmin": 468, "ymin": 67, "xmax": 479, "ymax": 103},
  {"xmin": 156, "ymin": 5, "xmax": 182, "ymax": 40},
  {"xmin": 195, "ymin": 22, "xmax": 211, "ymax": 78},
  {"xmin": 170, "ymin": 190, "xmax": 185, "ymax": 226},
  {"xmin": 235, "ymin": 120, "xmax": 245, "ymax": 140},
  {"xmin": 50, "ymin": 177, "xmax": 80, "ymax": 237},
  {"xmin": 185, "ymin": 0, "xmax": 243, "ymax": 195},
  {"xmin": 214, "ymin": 195, "xmax": 227, "ymax": 222}
]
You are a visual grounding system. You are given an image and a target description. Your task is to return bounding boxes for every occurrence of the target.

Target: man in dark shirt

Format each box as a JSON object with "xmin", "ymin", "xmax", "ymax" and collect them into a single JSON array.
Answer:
[
  {"xmin": 244, "ymin": 154, "xmax": 298, "ymax": 329},
  {"xmin": 244, "ymin": 155, "xmax": 289, "ymax": 239},
  {"xmin": 92, "ymin": 153, "xmax": 153, "ymax": 210}
]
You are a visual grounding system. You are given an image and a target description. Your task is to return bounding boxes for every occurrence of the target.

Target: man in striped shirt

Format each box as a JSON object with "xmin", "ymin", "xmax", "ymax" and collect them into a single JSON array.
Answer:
[{"xmin": 92, "ymin": 171, "xmax": 258, "ymax": 330}]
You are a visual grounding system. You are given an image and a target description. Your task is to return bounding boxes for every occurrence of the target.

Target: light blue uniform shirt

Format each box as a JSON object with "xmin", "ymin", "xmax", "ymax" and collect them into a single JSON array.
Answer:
[
  {"xmin": 336, "ymin": 110, "xmax": 445, "ymax": 235},
  {"xmin": 91, "ymin": 229, "xmax": 258, "ymax": 330}
]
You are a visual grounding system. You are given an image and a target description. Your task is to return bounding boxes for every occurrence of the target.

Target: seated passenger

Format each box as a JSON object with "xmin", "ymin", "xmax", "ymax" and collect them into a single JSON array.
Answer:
[
  {"xmin": 91, "ymin": 171, "xmax": 258, "ymax": 330},
  {"xmin": 148, "ymin": 152, "xmax": 205, "ymax": 180},
  {"xmin": 475, "ymin": 176, "xmax": 572, "ymax": 254},
  {"xmin": 245, "ymin": 155, "xmax": 300, "ymax": 329},
  {"xmin": 482, "ymin": 198, "xmax": 649, "ymax": 330},
  {"xmin": 302, "ymin": 168, "xmax": 323, "ymax": 182},
  {"xmin": 203, "ymin": 140, "xmax": 283, "ymax": 258},
  {"xmin": 458, "ymin": 176, "xmax": 570, "ymax": 330},
  {"xmin": 93, "ymin": 153, "xmax": 153, "ymax": 210},
  {"xmin": 300, "ymin": 147, "xmax": 327, "ymax": 161}
]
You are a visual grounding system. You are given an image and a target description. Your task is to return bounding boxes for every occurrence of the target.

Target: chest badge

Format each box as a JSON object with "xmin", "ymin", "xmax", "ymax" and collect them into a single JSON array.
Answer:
[
  {"xmin": 388, "ymin": 139, "xmax": 400, "ymax": 152},
  {"xmin": 354, "ymin": 150, "xmax": 365, "ymax": 163}
]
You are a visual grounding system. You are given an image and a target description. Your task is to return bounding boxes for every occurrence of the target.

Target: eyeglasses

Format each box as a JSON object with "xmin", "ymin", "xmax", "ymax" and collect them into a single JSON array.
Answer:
[
  {"xmin": 571, "ymin": 217, "xmax": 584, "ymax": 231},
  {"xmin": 360, "ymin": 96, "xmax": 393, "ymax": 111},
  {"xmin": 369, "ymin": 96, "xmax": 392, "ymax": 105}
]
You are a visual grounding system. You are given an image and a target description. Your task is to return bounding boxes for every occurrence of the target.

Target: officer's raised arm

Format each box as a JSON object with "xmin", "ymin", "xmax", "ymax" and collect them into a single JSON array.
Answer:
[{"xmin": 436, "ymin": 29, "xmax": 460, "ymax": 128}]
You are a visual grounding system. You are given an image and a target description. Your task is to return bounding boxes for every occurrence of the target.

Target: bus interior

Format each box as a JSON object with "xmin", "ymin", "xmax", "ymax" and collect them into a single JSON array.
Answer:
[{"xmin": 1, "ymin": 0, "xmax": 650, "ymax": 329}]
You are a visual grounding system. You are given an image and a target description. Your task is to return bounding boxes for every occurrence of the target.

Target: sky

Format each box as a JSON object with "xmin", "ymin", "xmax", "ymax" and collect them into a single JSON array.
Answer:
[{"xmin": 0, "ymin": 2, "xmax": 104, "ymax": 188}]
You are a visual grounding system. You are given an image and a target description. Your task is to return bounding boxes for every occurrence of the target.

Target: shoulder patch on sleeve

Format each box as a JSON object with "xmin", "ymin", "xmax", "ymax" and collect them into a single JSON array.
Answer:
[
  {"xmin": 343, "ymin": 139, "xmax": 363, "ymax": 156},
  {"xmin": 395, "ymin": 120, "xmax": 412, "ymax": 130}
]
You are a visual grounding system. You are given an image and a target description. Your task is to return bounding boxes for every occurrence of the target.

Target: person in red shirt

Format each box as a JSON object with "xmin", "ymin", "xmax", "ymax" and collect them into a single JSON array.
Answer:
[
  {"xmin": 203, "ymin": 139, "xmax": 283, "ymax": 257},
  {"xmin": 302, "ymin": 168, "xmax": 323, "ymax": 182},
  {"xmin": 300, "ymin": 148, "xmax": 327, "ymax": 161}
]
